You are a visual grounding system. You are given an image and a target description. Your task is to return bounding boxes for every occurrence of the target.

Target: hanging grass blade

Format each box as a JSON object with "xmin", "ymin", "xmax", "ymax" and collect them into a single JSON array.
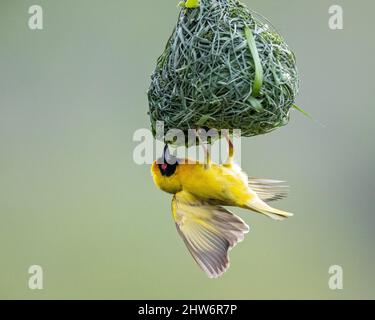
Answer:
[
  {"xmin": 245, "ymin": 26, "xmax": 264, "ymax": 98},
  {"xmin": 293, "ymin": 104, "xmax": 311, "ymax": 118}
]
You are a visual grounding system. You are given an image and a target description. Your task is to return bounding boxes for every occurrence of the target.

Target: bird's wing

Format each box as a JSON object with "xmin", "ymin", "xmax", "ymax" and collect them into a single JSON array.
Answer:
[
  {"xmin": 172, "ymin": 191, "xmax": 249, "ymax": 278},
  {"xmin": 248, "ymin": 178, "xmax": 289, "ymax": 203}
]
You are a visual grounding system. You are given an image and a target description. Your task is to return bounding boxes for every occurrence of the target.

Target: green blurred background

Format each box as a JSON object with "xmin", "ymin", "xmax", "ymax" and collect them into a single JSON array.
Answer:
[{"xmin": 1, "ymin": 0, "xmax": 374, "ymax": 299}]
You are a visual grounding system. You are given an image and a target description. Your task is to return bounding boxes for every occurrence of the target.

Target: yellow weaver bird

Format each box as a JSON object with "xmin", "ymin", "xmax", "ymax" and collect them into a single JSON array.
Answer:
[{"xmin": 151, "ymin": 137, "xmax": 293, "ymax": 278}]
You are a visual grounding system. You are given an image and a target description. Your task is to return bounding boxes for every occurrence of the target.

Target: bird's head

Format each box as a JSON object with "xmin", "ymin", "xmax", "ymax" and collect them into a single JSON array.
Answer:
[
  {"xmin": 151, "ymin": 145, "xmax": 182, "ymax": 194},
  {"xmin": 157, "ymin": 145, "xmax": 179, "ymax": 177}
]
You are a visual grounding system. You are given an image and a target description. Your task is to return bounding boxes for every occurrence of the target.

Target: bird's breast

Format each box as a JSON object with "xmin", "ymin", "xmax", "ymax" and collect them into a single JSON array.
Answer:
[{"xmin": 178, "ymin": 164, "xmax": 251, "ymax": 206}]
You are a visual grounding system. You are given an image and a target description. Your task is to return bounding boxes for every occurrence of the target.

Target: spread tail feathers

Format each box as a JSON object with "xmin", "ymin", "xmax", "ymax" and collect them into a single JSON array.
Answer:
[{"xmin": 249, "ymin": 178, "xmax": 289, "ymax": 203}]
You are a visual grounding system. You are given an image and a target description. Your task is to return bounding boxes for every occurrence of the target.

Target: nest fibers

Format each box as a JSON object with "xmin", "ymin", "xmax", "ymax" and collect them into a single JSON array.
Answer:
[{"xmin": 148, "ymin": 0, "xmax": 299, "ymax": 143}]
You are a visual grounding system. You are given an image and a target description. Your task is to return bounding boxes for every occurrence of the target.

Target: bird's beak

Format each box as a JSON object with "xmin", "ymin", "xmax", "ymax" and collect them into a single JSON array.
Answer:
[{"xmin": 163, "ymin": 145, "xmax": 177, "ymax": 165}]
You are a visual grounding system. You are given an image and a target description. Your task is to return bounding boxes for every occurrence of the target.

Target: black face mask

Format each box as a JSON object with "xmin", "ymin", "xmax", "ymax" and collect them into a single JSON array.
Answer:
[
  {"xmin": 158, "ymin": 162, "xmax": 178, "ymax": 177},
  {"xmin": 158, "ymin": 145, "xmax": 178, "ymax": 177}
]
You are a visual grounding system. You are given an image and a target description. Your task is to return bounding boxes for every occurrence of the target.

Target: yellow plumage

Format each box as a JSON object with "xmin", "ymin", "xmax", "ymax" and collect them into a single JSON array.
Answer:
[
  {"xmin": 152, "ymin": 161, "xmax": 251, "ymax": 206},
  {"xmin": 151, "ymin": 142, "xmax": 293, "ymax": 278}
]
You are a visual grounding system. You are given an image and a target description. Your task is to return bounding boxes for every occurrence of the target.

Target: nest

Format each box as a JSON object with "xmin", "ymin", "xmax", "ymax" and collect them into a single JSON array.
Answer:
[{"xmin": 148, "ymin": 0, "xmax": 299, "ymax": 143}]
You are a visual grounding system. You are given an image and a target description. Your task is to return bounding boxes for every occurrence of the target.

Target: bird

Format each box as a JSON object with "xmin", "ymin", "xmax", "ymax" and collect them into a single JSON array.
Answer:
[{"xmin": 151, "ymin": 135, "xmax": 293, "ymax": 278}]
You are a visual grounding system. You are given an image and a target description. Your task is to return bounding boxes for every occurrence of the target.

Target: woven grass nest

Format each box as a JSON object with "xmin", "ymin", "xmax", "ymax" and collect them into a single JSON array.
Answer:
[{"xmin": 148, "ymin": 0, "xmax": 299, "ymax": 144}]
